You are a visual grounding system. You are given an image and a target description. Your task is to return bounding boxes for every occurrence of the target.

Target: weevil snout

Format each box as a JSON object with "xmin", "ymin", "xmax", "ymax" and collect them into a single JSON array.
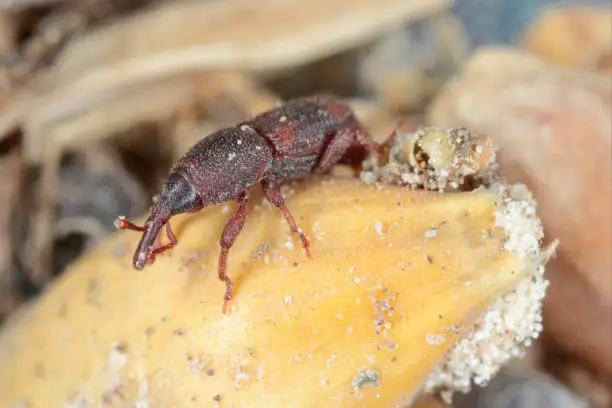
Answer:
[
  {"xmin": 131, "ymin": 220, "xmax": 163, "ymax": 269},
  {"xmin": 134, "ymin": 238, "xmax": 155, "ymax": 269},
  {"xmin": 134, "ymin": 253, "xmax": 155, "ymax": 270},
  {"xmin": 115, "ymin": 172, "xmax": 196, "ymax": 270},
  {"xmin": 115, "ymin": 215, "xmax": 175, "ymax": 270},
  {"xmin": 134, "ymin": 258, "xmax": 147, "ymax": 270}
]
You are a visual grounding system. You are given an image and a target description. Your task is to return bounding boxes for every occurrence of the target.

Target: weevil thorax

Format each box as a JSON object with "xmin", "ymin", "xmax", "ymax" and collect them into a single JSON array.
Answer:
[{"xmin": 173, "ymin": 126, "xmax": 275, "ymax": 206}]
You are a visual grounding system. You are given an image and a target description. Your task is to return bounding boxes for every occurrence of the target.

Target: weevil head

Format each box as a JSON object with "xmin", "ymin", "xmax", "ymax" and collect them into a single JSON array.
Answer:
[
  {"xmin": 156, "ymin": 172, "xmax": 204, "ymax": 216},
  {"xmin": 132, "ymin": 172, "xmax": 203, "ymax": 270}
]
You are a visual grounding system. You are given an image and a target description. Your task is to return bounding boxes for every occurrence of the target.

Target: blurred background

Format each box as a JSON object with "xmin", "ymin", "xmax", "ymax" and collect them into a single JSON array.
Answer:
[{"xmin": 0, "ymin": 0, "xmax": 610, "ymax": 406}]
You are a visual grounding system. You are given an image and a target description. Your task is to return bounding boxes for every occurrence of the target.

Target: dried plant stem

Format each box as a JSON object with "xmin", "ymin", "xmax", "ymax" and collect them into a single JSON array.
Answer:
[{"xmin": 0, "ymin": 0, "xmax": 70, "ymax": 10}]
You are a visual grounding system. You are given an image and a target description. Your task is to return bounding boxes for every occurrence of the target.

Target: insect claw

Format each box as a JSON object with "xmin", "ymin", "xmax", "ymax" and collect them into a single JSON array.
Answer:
[
  {"xmin": 113, "ymin": 216, "xmax": 124, "ymax": 229},
  {"xmin": 300, "ymin": 236, "xmax": 311, "ymax": 257},
  {"xmin": 222, "ymin": 297, "xmax": 232, "ymax": 314}
]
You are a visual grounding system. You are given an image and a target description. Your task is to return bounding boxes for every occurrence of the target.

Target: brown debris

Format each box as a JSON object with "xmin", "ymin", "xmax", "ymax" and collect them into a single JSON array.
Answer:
[
  {"xmin": 0, "ymin": 11, "xmax": 17, "ymax": 55},
  {"xmin": 409, "ymin": 397, "xmax": 449, "ymax": 408},
  {"xmin": 545, "ymin": 348, "xmax": 612, "ymax": 408},
  {"xmin": 19, "ymin": 70, "xmax": 274, "ymax": 165},
  {"xmin": 0, "ymin": 149, "xmax": 21, "ymax": 319},
  {"xmin": 541, "ymin": 255, "xmax": 612, "ymax": 382},
  {"xmin": 522, "ymin": 5, "xmax": 612, "ymax": 75},
  {"xmin": 35, "ymin": 0, "xmax": 450, "ymax": 89},
  {"xmin": 453, "ymin": 365, "xmax": 588, "ymax": 408},
  {"xmin": 358, "ymin": 10, "xmax": 468, "ymax": 113},
  {"xmin": 0, "ymin": 0, "xmax": 450, "ymax": 145},
  {"xmin": 0, "ymin": 0, "xmax": 70, "ymax": 10},
  {"xmin": 1, "ymin": 0, "xmax": 163, "ymax": 89}
]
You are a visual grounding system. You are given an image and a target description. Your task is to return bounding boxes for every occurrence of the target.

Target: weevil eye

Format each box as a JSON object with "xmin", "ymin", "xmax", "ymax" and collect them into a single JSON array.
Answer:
[{"xmin": 161, "ymin": 173, "xmax": 203, "ymax": 215}]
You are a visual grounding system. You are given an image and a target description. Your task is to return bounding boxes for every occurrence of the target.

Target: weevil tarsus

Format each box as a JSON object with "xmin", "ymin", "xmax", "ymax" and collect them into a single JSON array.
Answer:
[
  {"xmin": 261, "ymin": 180, "xmax": 311, "ymax": 256},
  {"xmin": 218, "ymin": 192, "xmax": 249, "ymax": 313}
]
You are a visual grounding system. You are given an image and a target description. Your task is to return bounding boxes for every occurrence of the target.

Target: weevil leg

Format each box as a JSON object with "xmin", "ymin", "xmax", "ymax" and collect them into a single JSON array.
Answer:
[
  {"xmin": 338, "ymin": 124, "xmax": 399, "ymax": 167},
  {"xmin": 380, "ymin": 120, "xmax": 406, "ymax": 148},
  {"xmin": 114, "ymin": 216, "xmax": 146, "ymax": 232},
  {"xmin": 147, "ymin": 222, "xmax": 178, "ymax": 262},
  {"xmin": 313, "ymin": 128, "xmax": 356, "ymax": 174},
  {"xmin": 354, "ymin": 128, "xmax": 385, "ymax": 156},
  {"xmin": 219, "ymin": 192, "xmax": 249, "ymax": 313},
  {"xmin": 261, "ymin": 180, "xmax": 311, "ymax": 257}
]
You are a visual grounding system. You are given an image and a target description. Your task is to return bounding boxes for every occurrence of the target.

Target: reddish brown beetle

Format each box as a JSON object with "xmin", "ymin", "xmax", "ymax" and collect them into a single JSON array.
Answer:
[{"xmin": 115, "ymin": 94, "xmax": 384, "ymax": 312}]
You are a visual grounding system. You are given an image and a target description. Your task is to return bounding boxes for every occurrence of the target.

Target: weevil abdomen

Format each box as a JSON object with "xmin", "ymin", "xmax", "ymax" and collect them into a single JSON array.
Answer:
[
  {"xmin": 248, "ymin": 95, "xmax": 355, "ymax": 158},
  {"xmin": 270, "ymin": 153, "xmax": 320, "ymax": 181}
]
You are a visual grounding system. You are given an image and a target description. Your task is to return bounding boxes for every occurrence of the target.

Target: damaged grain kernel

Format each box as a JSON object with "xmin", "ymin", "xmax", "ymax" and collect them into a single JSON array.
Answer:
[
  {"xmin": 362, "ymin": 126, "xmax": 499, "ymax": 191},
  {"xmin": 0, "ymin": 168, "xmax": 552, "ymax": 407},
  {"xmin": 359, "ymin": 126, "xmax": 556, "ymax": 403},
  {"xmin": 423, "ymin": 185, "xmax": 557, "ymax": 403}
]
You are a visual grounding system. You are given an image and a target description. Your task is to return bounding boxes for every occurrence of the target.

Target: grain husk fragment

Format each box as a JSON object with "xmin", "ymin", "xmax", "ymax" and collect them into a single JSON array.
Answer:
[
  {"xmin": 522, "ymin": 6, "xmax": 612, "ymax": 75},
  {"xmin": 0, "ymin": 149, "xmax": 21, "ymax": 318},
  {"xmin": 361, "ymin": 126, "xmax": 498, "ymax": 192},
  {"xmin": 0, "ymin": 0, "xmax": 451, "ymax": 147}
]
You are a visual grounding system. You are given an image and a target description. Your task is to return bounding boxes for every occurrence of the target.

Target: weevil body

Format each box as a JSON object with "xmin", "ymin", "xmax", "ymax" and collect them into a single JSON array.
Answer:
[{"xmin": 115, "ymin": 94, "xmax": 384, "ymax": 312}]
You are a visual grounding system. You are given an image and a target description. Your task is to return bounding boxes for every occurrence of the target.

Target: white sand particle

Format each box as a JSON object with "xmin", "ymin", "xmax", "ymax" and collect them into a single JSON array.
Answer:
[{"xmin": 423, "ymin": 184, "xmax": 556, "ymax": 400}]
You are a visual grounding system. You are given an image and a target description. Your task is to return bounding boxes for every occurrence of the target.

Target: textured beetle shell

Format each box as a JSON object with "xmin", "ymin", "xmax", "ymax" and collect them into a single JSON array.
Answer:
[
  {"xmin": 173, "ymin": 127, "xmax": 274, "ymax": 206},
  {"xmin": 247, "ymin": 95, "xmax": 356, "ymax": 157},
  {"xmin": 171, "ymin": 95, "xmax": 365, "ymax": 205},
  {"xmin": 269, "ymin": 153, "xmax": 320, "ymax": 182}
]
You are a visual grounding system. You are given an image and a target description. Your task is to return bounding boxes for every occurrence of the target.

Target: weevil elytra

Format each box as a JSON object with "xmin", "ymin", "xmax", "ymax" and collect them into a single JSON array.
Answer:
[{"xmin": 115, "ymin": 94, "xmax": 385, "ymax": 312}]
